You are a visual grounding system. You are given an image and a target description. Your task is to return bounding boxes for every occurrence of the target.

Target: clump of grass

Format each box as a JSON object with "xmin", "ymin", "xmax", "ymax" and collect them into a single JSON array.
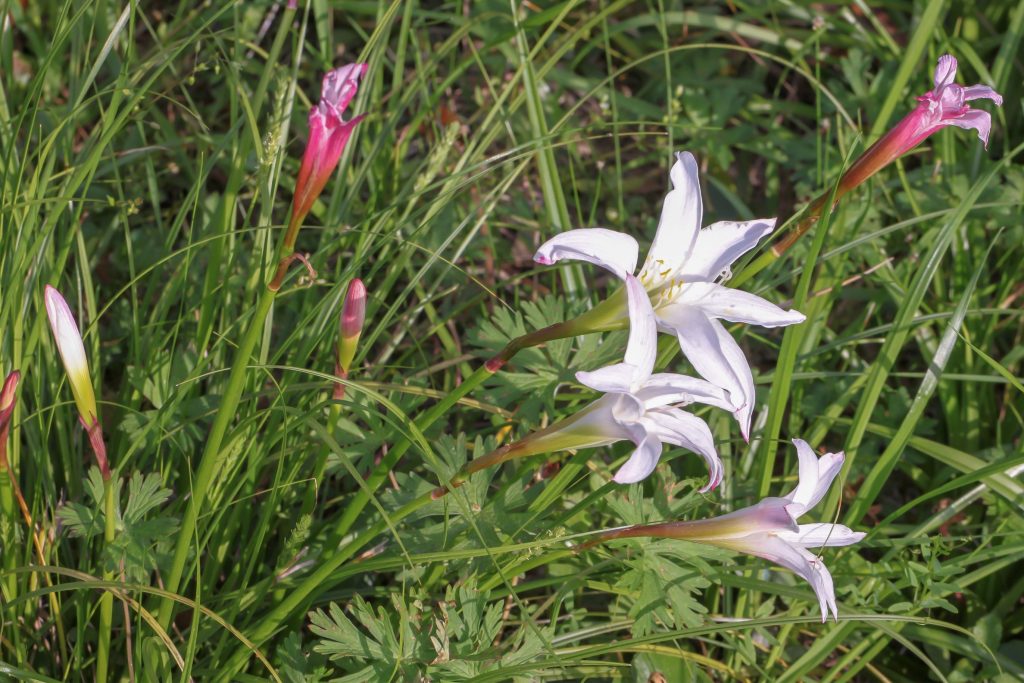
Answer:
[{"xmin": 0, "ymin": 1, "xmax": 1021, "ymax": 680}]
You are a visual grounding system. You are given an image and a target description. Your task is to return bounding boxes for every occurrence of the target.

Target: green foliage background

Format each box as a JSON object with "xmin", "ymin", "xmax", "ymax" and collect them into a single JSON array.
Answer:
[{"xmin": 0, "ymin": 0, "xmax": 1021, "ymax": 680}]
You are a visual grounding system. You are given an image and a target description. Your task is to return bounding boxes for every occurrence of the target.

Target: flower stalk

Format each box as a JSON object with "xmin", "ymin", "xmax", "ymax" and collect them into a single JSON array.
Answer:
[{"xmin": 159, "ymin": 63, "xmax": 367, "ymax": 630}]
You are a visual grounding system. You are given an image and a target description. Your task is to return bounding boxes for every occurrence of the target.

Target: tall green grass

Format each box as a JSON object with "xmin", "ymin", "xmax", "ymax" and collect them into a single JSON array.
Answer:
[{"xmin": 0, "ymin": 0, "xmax": 1021, "ymax": 680}]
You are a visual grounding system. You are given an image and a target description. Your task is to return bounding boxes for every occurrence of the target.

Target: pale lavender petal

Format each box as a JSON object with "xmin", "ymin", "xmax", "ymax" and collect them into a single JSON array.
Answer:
[
  {"xmin": 677, "ymin": 218, "xmax": 775, "ymax": 283},
  {"xmin": 673, "ymin": 281, "xmax": 806, "ymax": 328},
  {"xmin": 638, "ymin": 152, "xmax": 702, "ymax": 288},
  {"xmin": 658, "ymin": 305, "xmax": 755, "ymax": 440},
  {"xmin": 645, "ymin": 407, "xmax": 722, "ymax": 492},
  {"xmin": 613, "ymin": 432, "xmax": 663, "ymax": 484},
  {"xmin": 534, "ymin": 228, "xmax": 638, "ymax": 280},
  {"xmin": 727, "ymin": 534, "xmax": 838, "ymax": 622},
  {"xmin": 946, "ymin": 109, "xmax": 993, "ymax": 147},
  {"xmin": 783, "ymin": 439, "xmax": 845, "ymax": 513},
  {"xmin": 962, "ymin": 84, "xmax": 1003, "ymax": 105},
  {"xmin": 933, "ymin": 54, "xmax": 957, "ymax": 91}
]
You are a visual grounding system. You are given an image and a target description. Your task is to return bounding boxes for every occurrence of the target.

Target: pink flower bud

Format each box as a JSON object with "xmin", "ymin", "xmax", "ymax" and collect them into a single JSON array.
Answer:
[
  {"xmin": 291, "ymin": 63, "xmax": 368, "ymax": 231},
  {"xmin": 335, "ymin": 279, "xmax": 366, "ymax": 390},
  {"xmin": 0, "ymin": 370, "xmax": 20, "ymax": 432}
]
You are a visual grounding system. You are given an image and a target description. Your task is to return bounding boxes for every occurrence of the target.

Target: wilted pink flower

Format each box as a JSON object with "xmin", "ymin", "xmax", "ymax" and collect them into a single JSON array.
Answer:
[
  {"xmin": 836, "ymin": 54, "xmax": 1002, "ymax": 200},
  {"xmin": 291, "ymin": 63, "xmax": 368, "ymax": 230}
]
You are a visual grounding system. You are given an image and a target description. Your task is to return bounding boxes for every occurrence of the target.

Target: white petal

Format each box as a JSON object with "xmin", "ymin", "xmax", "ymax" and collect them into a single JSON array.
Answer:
[
  {"xmin": 613, "ymin": 433, "xmax": 663, "ymax": 484},
  {"xmin": 677, "ymin": 218, "xmax": 775, "ymax": 282},
  {"xmin": 534, "ymin": 228, "xmax": 639, "ymax": 280},
  {"xmin": 634, "ymin": 373, "xmax": 734, "ymax": 412},
  {"xmin": 777, "ymin": 523, "xmax": 865, "ymax": 548},
  {"xmin": 674, "ymin": 281, "xmax": 806, "ymax": 328},
  {"xmin": 44, "ymin": 285, "xmax": 97, "ymax": 422},
  {"xmin": 733, "ymin": 534, "xmax": 839, "ymax": 622},
  {"xmin": 576, "ymin": 364, "xmax": 635, "ymax": 394},
  {"xmin": 783, "ymin": 440, "xmax": 845, "ymax": 513},
  {"xmin": 623, "ymin": 273, "xmax": 657, "ymax": 380},
  {"xmin": 578, "ymin": 275, "xmax": 658, "ymax": 392},
  {"xmin": 645, "ymin": 407, "xmax": 723, "ymax": 492},
  {"xmin": 638, "ymin": 152, "xmax": 702, "ymax": 288},
  {"xmin": 658, "ymin": 305, "xmax": 755, "ymax": 440}
]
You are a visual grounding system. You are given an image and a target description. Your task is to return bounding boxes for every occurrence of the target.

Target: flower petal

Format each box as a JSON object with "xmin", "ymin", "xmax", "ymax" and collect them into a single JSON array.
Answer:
[
  {"xmin": 638, "ymin": 152, "xmax": 702, "ymax": 288},
  {"xmin": 782, "ymin": 439, "xmax": 845, "ymax": 513},
  {"xmin": 634, "ymin": 373, "xmax": 734, "ymax": 412},
  {"xmin": 576, "ymin": 274, "xmax": 657, "ymax": 392},
  {"xmin": 576, "ymin": 364, "xmax": 635, "ymax": 394},
  {"xmin": 962, "ymin": 84, "xmax": 1003, "ymax": 105},
  {"xmin": 777, "ymin": 523, "xmax": 866, "ymax": 548},
  {"xmin": 613, "ymin": 432, "xmax": 663, "ymax": 484},
  {"xmin": 623, "ymin": 273, "xmax": 657, "ymax": 379},
  {"xmin": 657, "ymin": 305, "xmax": 755, "ymax": 440},
  {"xmin": 534, "ymin": 228, "xmax": 639, "ymax": 280},
  {"xmin": 945, "ymin": 108, "xmax": 993, "ymax": 147},
  {"xmin": 739, "ymin": 535, "xmax": 839, "ymax": 622},
  {"xmin": 645, "ymin": 407, "xmax": 723, "ymax": 492},
  {"xmin": 677, "ymin": 218, "xmax": 775, "ymax": 283},
  {"xmin": 933, "ymin": 54, "xmax": 957, "ymax": 91},
  {"xmin": 673, "ymin": 281, "xmax": 806, "ymax": 328}
]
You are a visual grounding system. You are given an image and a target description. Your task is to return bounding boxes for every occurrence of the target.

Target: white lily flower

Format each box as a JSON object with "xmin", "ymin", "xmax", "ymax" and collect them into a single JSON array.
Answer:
[
  {"xmin": 44, "ymin": 285, "xmax": 98, "ymax": 425},
  {"xmin": 595, "ymin": 439, "xmax": 863, "ymax": 621},
  {"xmin": 535, "ymin": 152, "xmax": 805, "ymax": 439},
  {"xmin": 452, "ymin": 274, "xmax": 731, "ymax": 490}
]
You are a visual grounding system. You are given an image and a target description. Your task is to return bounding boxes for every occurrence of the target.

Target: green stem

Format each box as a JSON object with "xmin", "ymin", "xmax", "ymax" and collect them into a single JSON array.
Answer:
[
  {"xmin": 157, "ymin": 287, "xmax": 276, "ymax": 630},
  {"xmin": 331, "ymin": 314, "xmax": 598, "ymax": 542},
  {"xmin": 0, "ymin": 459, "xmax": 15, "ymax": 601},
  {"xmin": 96, "ymin": 476, "xmax": 116, "ymax": 683}
]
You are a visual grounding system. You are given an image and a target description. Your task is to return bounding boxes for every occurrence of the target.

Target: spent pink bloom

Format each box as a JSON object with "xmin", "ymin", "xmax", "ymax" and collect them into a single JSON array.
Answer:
[
  {"xmin": 291, "ymin": 63, "xmax": 368, "ymax": 230},
  {"xmin": 592, "ymin": 439, "xmax": 864, "ymax": 622},
  {"xmin": 837, "ymin": 54, "xmax": 1002, "ymax": 197}
]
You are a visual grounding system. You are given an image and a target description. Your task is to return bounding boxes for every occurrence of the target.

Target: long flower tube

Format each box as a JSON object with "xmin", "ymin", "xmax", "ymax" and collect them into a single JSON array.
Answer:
[
  {"xmin": 586, "ymin": 439, "xmax": 864, "ymax": 622},
  {"xmin": 736, "ymin": 53, "xmax": 1003, "ymax": 286},
  {"xmin": 435, "ymin": 274, "xmax": 731, "ymax": 493},
  {"xmin": 534, "ymin": 152, "xmax": 805, "ymax": 439}
]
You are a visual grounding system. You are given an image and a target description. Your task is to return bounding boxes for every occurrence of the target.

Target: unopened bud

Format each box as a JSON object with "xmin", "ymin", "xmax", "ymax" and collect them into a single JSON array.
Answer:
[
  {"xmin": 337, "ymin": 278, "xmax": 366, "ymax": 376},
  {"xmin": 0, "ymin": 370, "xmax": 19, "ymax": 432},
  {"xmin": 44, "ymin": 286, "xmax": 98, "ymax": 426}
]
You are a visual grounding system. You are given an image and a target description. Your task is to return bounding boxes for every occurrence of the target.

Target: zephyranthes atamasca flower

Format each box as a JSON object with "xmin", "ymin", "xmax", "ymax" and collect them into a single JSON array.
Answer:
[
  {"xmin": 535, "ymin": 152, "xmax": 805, "ymax": 440},
  {"xmin": 590, "ymin": 439, "xmax": 864, "ymax": 622}
]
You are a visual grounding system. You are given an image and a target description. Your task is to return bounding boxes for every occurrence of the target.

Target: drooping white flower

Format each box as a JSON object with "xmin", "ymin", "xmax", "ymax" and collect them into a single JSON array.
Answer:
[
  {"xmin": 458, "ymin": 274, "xmax": 731, "ymax": 489},
  {"xmin": 596, "ymin": 439, "xmax": 863, "ymax": 621},
  {"xmin": 534, "ymin": 153, "xmax": 805, "ymax": 439}
]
